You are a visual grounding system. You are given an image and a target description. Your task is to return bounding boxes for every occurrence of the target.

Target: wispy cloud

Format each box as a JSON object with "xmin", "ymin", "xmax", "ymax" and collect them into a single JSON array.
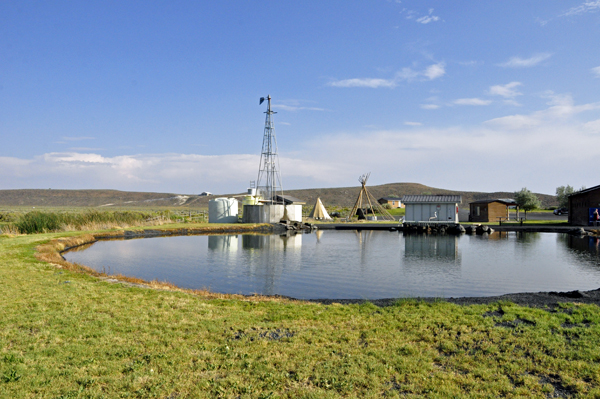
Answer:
[
  {"xmin": 416, "ymin": 9, "xmax": 440, "ymax": 24},
  {"xmin": 592, "ymin": 66, "xmax": 600, "ymax": 77},
  {"xmin": 328, "ymin": 63, "xmax": 445, "ymax": 88},
  {"xmin": 404, "ymin": 121, "xmax": 423, "ymax": 126},
  {"xmin": 560, "ymin": 1, "xmax": 600, "ymax": 17},
  {"xmin": 61, "ymin": 136, "xmax": 95, "ymax": 141},
  {"xmin": 484, "ymin": 93, "xmax": 600, "ymax": 129},
  {"xmin": 489, "ymin": 82, "xmax": 523, "ymax": 98},
  {"xmin": 420, "ymin": 104, "xmax": 439, "ymax": 110},
  {"xmin": 453, "ymin": 98, "xmax": 492, "ymax": 106},
  {"xmin": 272, "ymin": 104, "xmax": 326, "ymax": 112},
  {"xmin": 404, "ymin": 8, "xmax": 440, "ymax": 24},
  {"xmin": 498, "ymin": 53, "xmax": 552, "ymax": 68}
]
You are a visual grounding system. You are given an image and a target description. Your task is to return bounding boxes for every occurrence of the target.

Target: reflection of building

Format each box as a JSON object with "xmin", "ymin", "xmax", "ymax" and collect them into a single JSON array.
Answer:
[
  {"xmin": 469, "ymin": 199, "xmax": 516, "ymax": 223},
  {"xmin": 403, "ymin": 234, "xmax": 460, "ymax": 265},
  {"xmin": 242, "ymin": 233, "xmax": 302, "ymax": 251},
  {"xmin": 208, "ymin": 235, "xmax": 239, "ymax": 252},
  {"xmin": 568, "ymin": 184, "xmax": 600, "ymax": 226}
]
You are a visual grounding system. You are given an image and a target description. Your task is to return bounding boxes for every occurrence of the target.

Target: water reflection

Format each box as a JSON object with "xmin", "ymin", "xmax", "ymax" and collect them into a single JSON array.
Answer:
[
  {"xmin": 63, "ymin": 231, "xmax": 600, "ymax": 299},
  {"xmin": 208, "ymin": 235, "xmax": 238, "ymax": 252},
  {"xmin": 557, "ymin": 234, "xmax": 600, "ymax": 272},
  {"xmin": 403, "ymin": 234, "xmax": 460, "ymax": 265}
]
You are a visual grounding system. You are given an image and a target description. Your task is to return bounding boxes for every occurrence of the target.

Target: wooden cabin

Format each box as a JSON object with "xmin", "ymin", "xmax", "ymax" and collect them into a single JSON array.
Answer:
[
  {"xmin": 469, "ymin": 199, "xmax": 516, "ymax": 223},
  {"xmin": 568, "ymin": 185, "xmax": 600, "ymax": 226}
]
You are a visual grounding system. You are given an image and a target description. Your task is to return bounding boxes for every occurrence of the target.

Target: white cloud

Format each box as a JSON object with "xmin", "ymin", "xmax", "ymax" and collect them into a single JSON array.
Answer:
[
  {"xmin": 61, "ymin": 136, "xmax": 95, "ymax": 141},
  {"xmin": 498, "ymin": 53, "xmax": 552, "ymax": 68},
  {"xmin": 420, "ymin": 104, "xmax": 439, "ymax": 110},
  {"xmin": 423, "ymin": 63, "xmax": 445, "ymax": 80},
  {"xmin": 592, "ymin": 66, "xmax": 600, "ymax": 77},
  {"xmin": 328, "ymin": 63, "xmax": 444, "ymax": 88},
  {"xmin": 416, "ymin": 9, "xmax": 440, "ymax": 24},
  {"xmin": 489, "ymin": 82, "xmax": 523, "ymax": 98},
  {"xmin": 272, "ymin": 104, "xmax": 326, "ymax": 111},
  {"xmin": 404, "ymin": 121, "xmax": 423, "ymax": 126},
  {"xmin": 328, "ymin": 77, "xmax": 397, "ymax": 88},
  {"xmin": 583, "ymin": 119, "xmax": 600, "ymax": 132},
  {"xmin": 561, "ymin": 1, "xmax": 600, "ymax": 17},
  {"xmin": 453, "ymin": 98, "xmax": 492, "ymax": 106},
  {"xmin": 484, "ymin": 93, "xmax": 600, "ymax": 129}
]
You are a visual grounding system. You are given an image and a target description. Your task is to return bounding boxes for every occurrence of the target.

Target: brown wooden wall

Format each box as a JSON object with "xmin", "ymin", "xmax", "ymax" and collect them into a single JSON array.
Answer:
[
  {"xmin": 569, "ymin": 188, "xmax": 600, "ymax": 225},
  {"xmin": 469, "ymin": 202, "xmax": 509, "ymax": 222}
]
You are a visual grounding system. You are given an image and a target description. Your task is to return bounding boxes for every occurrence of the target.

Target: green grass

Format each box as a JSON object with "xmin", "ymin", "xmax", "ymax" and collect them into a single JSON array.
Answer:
[{"xmin": 1, "ymin": 226, "xmax": 600, "ymax": 397}]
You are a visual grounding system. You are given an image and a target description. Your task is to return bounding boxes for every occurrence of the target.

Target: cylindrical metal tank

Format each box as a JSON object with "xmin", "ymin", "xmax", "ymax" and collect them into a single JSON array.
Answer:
[
  {"xmin": 208, "ymin": 198, "xmax": 238, "ymax": 223},
  {"xmin": 242, "ymin": 195, "xmax": 260, "ymax": 206}
]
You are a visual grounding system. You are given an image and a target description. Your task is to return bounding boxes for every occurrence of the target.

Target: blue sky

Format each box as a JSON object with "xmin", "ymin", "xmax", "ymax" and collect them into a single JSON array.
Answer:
[{"xmin": 1, "ymin": 1, "xmax": 599, "ymax": 195}]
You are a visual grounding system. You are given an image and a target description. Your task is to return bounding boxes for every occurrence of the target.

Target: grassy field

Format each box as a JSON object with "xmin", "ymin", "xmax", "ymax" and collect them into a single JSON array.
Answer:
[{"xmin": 1, "ymin": 224, "xmax": 600, "ymax": 398}]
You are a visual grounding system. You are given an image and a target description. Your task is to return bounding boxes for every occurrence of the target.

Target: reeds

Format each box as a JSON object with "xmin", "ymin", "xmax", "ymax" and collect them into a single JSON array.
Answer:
[{"xmin": 4, "ymin": 210, "xmax": 172, "ymax": 234}]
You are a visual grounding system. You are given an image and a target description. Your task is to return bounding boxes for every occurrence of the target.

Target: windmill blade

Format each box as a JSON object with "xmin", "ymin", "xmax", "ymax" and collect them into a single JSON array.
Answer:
[{"xmin": 260, "ymin": 97, "xmax": 265, "ymax": 105}]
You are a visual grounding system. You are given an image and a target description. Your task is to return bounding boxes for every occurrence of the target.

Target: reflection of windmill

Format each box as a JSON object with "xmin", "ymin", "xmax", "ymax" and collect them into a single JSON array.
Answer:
[{"xmin": 348, "ymin": 173, "xmax": 395, "ymax": 221}]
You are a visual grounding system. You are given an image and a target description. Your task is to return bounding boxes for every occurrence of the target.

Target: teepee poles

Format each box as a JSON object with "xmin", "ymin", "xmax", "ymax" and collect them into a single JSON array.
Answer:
[{"xmin": 347, "ymin": 173, "xmax": 395, "ymax": 221}]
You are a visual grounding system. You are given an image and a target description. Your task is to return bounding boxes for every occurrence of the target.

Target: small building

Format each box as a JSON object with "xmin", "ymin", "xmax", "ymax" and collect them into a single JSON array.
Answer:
[
  {"xmin": 568, "ymin": 184, "xmax": 600, "ymax": 226},
  {"xmin": 377, "ymin": 197, "xmax": 404, "ymax": 209},
  {"xmin": 402, "ymin": 195, "xmax": 462, "ymax": 223},
  {"xmin": 199, "ymin": 191, "xmax": 212, "ymax": 196},
  {"xmin": 469, "ymin": 199, "xmax": 516, "ymax": 223}
]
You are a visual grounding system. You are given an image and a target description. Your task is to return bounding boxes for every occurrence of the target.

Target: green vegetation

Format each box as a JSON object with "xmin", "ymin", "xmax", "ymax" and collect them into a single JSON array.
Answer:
[
  {"xmin": 0, "ymin": 209, "xmax": 210, "ymax": 235},
  {"xmin": 514, "ymin": 188, "xmax": 542, "ymax": 219},
  {"xmin": 1, "ymin": 225, "xmax": 600, "ymax": 397}
]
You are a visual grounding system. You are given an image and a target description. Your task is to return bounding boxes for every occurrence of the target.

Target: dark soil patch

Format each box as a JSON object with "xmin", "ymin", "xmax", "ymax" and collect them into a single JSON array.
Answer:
[{"xmin": 308, "ymin": 288, "xmax": 600, "ymax": 309}]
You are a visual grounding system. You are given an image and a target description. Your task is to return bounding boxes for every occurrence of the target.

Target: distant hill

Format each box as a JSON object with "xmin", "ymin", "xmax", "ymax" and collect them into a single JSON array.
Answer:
[{"xmin": 0, "ymin": 184, "xmax": 558, "ymax": 209}]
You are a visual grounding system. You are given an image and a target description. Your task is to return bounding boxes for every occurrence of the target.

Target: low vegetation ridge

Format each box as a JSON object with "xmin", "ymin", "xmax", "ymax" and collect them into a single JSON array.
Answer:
[{"xmin": 0, "ymin": 184, "xmax": 558, "ymax": 208}]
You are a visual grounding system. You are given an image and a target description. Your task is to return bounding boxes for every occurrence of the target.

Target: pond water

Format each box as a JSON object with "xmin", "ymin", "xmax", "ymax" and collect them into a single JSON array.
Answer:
[{"xmin": 63, "ymin": 231, "xmax": 600, "ymax": 299}]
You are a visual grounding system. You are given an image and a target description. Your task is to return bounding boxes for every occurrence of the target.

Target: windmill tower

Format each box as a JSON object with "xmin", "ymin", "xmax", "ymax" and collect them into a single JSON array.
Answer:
[
  {"xmin": 256, "ymin": 95, "xmax": 283, "ymax": 204},
  {"xmin": 348, "ymin": 173, "xmax": 395, "ymax": 221}
]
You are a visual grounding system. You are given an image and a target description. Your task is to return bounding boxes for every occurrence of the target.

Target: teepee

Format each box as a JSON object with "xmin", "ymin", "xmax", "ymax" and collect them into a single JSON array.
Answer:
[
  {"xmin": 348, "ymin": 173, "xmax": 395, "ymax": 221},
  {"xmin": 308, "ymin": 197, "xmax": 332, "ymax": 220}
]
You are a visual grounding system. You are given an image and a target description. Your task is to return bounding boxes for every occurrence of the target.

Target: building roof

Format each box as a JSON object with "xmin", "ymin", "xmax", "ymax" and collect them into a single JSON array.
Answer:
[
  {"xmin": 402, "ymin": 195, "xmax": 462, "ymax": 204},
  {"xmin": 378, "ymin": 197, "xmax": 402, "ymax": 201},
  {"xmin": 569, "ymin": 184, "xmax": 600, "ymax": 198},
  {"xmin": 273, "ymin": 194, "xmax": 306, "ymax": 205},
  {"xmin": 470, "ymin": 198, "xmax": 516, "ymax": 206}
]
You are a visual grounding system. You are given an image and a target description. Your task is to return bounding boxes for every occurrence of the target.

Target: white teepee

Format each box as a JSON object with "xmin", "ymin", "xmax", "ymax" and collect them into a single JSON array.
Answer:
[{"xmin": 308, "ymin": 197, "xmax": 332, "ymax": 220}]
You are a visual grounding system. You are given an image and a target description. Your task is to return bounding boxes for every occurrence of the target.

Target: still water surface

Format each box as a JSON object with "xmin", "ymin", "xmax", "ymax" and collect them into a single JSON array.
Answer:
[{"xmin": 64, "ymin": 231, "xmax": 600, "ymax": 299}]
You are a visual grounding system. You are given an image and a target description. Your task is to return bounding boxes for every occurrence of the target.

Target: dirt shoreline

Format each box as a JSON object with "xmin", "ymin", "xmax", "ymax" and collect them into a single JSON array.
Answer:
[{"xmin": 307, "ymin": 288, "xmax": 600, "ymax": 308}]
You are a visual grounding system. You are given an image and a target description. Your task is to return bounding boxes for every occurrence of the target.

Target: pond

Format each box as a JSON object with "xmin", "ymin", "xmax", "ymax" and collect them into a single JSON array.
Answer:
[{"xmin": 63, "ymin": 231, "xmax": 600, "ymax": 300}]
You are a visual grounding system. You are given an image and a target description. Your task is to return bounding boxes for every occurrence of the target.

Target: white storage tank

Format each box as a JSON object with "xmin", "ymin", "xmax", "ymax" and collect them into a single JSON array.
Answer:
[{"xmin": 208, "ymin": 198, "xmax": 239, "ymax": 223}]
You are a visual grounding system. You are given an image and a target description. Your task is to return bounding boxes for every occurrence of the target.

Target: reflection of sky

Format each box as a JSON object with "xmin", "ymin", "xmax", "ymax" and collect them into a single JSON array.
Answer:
[{"xmin": 63, "ymin": 232, "xmax": 600, "ymax": 300}]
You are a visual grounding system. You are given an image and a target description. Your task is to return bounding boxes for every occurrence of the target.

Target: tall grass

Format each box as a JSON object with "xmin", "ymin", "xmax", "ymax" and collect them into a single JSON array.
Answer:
[{"xmin": 7, "ymin": 210, "xmax": 170, "ymax": 234}]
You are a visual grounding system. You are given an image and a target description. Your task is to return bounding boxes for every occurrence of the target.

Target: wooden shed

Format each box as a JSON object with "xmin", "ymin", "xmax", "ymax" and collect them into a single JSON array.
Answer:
[
  {"xmin": 568, "ymin": 185, "xmax": 600, "ymax": 226},
  {"xmin": 377, "ymin": 197, "xmax": 404, "ymax": 209},
  {"xmin": 402, "ymin": 195, "xmax": 462, "ymax": 223},
  {"xmin": 469, "ymin": 199, "xmax": 516, "ymax": 223}
]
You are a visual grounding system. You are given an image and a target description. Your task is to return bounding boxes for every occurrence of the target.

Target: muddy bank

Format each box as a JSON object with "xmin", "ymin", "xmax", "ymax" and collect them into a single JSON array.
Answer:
[{"xmin": 308, "ymin": 288, "xmax": 600, "ymax": 308}]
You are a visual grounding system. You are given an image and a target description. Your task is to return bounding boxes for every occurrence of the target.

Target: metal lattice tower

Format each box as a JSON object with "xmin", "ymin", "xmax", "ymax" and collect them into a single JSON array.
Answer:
[{"xmin": 256, "ymin": 95, "xmax": 283, "ymax": 204}]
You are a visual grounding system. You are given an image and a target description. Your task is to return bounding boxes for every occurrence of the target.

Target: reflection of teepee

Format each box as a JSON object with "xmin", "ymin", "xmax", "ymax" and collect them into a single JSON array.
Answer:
[
  {"xmin": 348, "ymin": 173, "xmax": 395, "ymax": 221},
  {"xmin": 308, "ymin": 197, "xmax": 332, "ymax": 220}
]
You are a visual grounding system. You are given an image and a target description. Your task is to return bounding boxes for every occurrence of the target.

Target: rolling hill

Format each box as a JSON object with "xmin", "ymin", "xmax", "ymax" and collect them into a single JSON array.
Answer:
[{"xmin": 0, "ymin": 184, "xmax": 558, "ymax": 209}]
